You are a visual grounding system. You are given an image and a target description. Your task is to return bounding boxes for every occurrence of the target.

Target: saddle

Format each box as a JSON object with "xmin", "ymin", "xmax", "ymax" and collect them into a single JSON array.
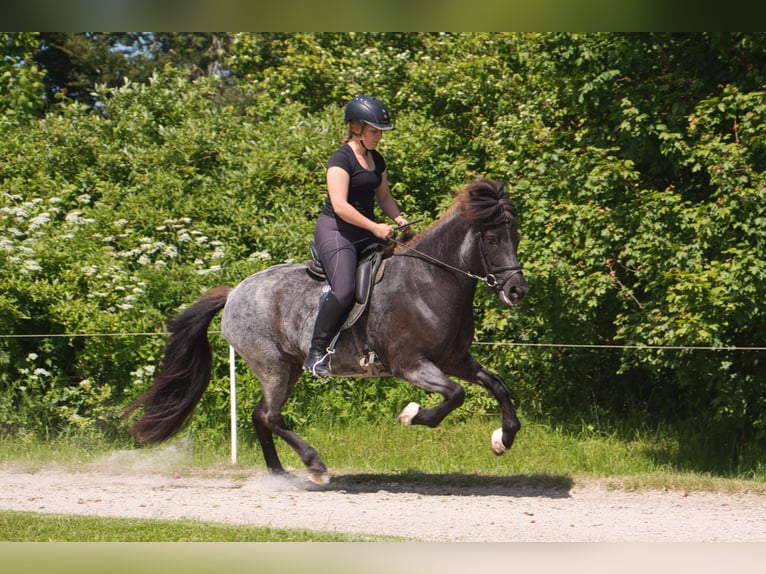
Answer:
[{"xmin": 305, "ymin": 243, "xmax": 386, "ymax": 330}]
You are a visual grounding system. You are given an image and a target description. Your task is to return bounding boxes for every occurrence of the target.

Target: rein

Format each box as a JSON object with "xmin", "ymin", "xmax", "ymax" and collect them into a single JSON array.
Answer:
[{"xmin": 390, "ymin": 231, "xmax": 522, "ymax": 290}]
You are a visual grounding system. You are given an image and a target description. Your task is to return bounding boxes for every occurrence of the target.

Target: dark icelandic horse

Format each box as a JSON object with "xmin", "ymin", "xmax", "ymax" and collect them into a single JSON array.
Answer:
[{"xmin": 125, "ymin": 179, "xmax": 528, "ymax": 484}]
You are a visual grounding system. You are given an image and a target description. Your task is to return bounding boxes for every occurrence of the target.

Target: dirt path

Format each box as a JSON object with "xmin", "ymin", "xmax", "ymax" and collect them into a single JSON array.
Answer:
[{"xmin": 2, "ymin": 446, "xmax": 765, "ymax": 542}]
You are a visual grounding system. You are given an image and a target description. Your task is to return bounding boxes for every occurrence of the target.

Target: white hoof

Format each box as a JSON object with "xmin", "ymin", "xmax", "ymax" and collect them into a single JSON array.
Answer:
[
  {"xmin": 491, "ymin": 428, "xmax": 508, "ymax": 455},
  {"xmin": 397, "ymin": 402, "xmax": 421, "ymax": 425},
  {"xmin": 307, "ymin": 471, "xmax": 330, "ymax": 486}
]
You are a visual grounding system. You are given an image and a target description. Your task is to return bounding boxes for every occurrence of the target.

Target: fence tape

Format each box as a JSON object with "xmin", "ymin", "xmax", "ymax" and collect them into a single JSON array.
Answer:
[{"xmin": 1, "ymin": 331, "xmax": 764, "ymax": 351}]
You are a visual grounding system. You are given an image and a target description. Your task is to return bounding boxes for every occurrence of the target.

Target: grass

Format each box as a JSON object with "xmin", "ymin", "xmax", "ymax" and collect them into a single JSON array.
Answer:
[
  {"xmin": 2, "ymin": 415, "xmax": 765, "ymax": 487},
  {"xmin": 0, "ymin": 510, "xmax": 395, "ymax": 542}
]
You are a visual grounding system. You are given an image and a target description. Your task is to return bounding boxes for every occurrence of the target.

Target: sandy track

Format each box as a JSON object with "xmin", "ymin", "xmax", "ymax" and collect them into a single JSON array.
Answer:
[{"xmin": 2, "ymin": 448, "xmax": 765, "ymax": 542}]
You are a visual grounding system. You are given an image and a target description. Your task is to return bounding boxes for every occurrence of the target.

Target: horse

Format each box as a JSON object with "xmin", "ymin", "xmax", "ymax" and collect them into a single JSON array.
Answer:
[{"xmin": 125, "ymin": 178, "xmax": 528, "ymax": 484}]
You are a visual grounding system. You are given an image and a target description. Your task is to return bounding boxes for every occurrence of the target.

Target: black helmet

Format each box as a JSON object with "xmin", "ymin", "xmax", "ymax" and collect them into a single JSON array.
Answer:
[{"xmin": 344, "ymin": 95, "xmax": 394, "ymax": 131}]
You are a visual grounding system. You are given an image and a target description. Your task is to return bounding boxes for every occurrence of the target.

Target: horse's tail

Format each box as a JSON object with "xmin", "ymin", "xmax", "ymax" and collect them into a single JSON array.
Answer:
[{"xmin": 124, "ymin": 285, "xmax": 232, "ymax": 444}]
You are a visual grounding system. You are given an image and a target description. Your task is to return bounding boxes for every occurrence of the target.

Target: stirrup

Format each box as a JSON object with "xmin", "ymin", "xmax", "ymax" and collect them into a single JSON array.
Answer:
[
  {"xmin": 305, "ymin": 333, "xmax": 340, "ymax": 378},
  {"xmin": 311, "ymin": 347, "xmax": 335, "ymax": 376}
]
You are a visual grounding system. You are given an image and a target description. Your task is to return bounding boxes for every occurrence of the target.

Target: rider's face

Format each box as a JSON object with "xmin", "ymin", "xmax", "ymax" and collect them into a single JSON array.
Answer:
[{"xmin": 359, "ymin": 125, "xmax": 383, "ymax": 149}]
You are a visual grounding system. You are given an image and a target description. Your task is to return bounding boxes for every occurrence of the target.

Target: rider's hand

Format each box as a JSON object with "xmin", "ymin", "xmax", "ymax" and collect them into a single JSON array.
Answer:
[{"xmin": 372, "ymin": 222, "xmax": 394, "ymax": 240}]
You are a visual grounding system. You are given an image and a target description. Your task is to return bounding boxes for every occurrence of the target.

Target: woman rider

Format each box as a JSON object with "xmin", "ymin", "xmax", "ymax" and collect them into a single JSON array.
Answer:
[{"xmin": 304, "ymin": 95, "xmax": 408, "ymax": 377}]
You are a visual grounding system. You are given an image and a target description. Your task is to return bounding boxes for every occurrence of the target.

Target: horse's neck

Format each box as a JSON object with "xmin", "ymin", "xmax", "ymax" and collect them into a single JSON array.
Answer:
[{"xmin": 405, "ymin": 216, "xmax": 479, "ymax": 278}]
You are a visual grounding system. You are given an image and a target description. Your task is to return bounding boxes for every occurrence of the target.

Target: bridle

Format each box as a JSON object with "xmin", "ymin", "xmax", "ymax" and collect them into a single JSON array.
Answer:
[
  {"xmin": 475, "ymin": 231, "xmax": 524, "ymax": 290},
  {"xmin": 391, "ymin": 229, "xmax": 523, "ymax": 291}
]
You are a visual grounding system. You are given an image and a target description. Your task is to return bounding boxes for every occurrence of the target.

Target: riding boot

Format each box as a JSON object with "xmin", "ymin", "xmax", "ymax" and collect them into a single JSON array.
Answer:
[{"xmin": 303, "ymin": 291, "xmax": 349, "ymax": 377}]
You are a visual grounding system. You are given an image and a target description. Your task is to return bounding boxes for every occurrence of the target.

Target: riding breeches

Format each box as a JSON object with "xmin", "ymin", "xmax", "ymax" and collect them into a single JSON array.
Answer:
[{"xmin": 313, "ymin": 213, "xmax": 383, "ymax": 309}]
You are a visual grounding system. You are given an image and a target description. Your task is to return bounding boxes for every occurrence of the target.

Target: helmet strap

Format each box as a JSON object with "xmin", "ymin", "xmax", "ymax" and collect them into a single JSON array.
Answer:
[{"xmin": 352, "ymin": 128, "xmax": 371, "ymax": 156}]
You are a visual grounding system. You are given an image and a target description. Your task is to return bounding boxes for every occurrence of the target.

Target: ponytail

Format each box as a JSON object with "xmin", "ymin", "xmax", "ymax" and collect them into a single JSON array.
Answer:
[{"xmin": 342, "ymin": 120, "xmax": 363, "ymax": 144}]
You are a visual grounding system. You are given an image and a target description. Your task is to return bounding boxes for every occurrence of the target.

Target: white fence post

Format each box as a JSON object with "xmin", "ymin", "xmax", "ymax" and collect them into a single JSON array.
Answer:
[{"xmin": 229, "ymin": 344, "xmax": 237, "ymax": 465}]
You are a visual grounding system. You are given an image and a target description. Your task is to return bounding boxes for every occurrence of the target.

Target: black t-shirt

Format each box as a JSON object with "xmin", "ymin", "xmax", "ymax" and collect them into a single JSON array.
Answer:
[{"xmin": 321, "ymin": 144, "xmax": 386, "ymax": 221}]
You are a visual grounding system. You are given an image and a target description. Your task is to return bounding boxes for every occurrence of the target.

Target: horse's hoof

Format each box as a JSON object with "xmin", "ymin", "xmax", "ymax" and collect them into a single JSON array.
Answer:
[
  {"xmin": 397, "ymin": 402, "xmax": 421, "ymax": 425},
  {"xmin": 491, "ymin": 428, "xmax": 508, "ymax": 455},
  {"xmin": 307, "ymin": 471, "xmax": 330, "ymax": 486}
]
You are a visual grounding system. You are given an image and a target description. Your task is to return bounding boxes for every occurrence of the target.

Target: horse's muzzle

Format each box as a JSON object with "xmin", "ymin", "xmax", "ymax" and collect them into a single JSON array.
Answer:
[{"xmin": 498, "ymin": 273, "xmax": 528, "ymax": 307}]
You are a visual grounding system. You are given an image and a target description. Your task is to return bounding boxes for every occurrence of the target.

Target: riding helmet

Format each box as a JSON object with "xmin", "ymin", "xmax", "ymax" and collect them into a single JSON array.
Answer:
[{"xmin": 344, "ymin": 95, "xmax": 394, "ymax": 131}]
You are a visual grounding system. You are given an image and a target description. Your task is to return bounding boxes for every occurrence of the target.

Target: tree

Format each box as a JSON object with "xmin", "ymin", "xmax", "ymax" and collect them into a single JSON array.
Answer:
[
  {"xmin": 32, "ymin": 33, "xmax": 235, "ymax": 108},
  {"xmin": 0, "ymin": 33, "xmax": 45, "ymax": 119}
]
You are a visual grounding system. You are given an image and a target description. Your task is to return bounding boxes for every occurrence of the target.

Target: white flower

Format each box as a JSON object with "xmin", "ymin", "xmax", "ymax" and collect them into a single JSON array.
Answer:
[
  {"xmin": 23, "ymin": 260, "xmax": 42, "ymax": 272},
  {"xmin": 28, "ymin": 212, "xmax": 51, "ymax": 231},
  {"xmin": 248, "ymin": 250, "xmax": 271, "ymax": 261},
  {"xmin": 196, "ymin": 265, "xmax": 221, "ymax": 275}
]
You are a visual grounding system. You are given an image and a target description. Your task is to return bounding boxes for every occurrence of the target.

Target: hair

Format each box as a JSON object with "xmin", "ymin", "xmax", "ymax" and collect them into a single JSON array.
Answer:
[
  {"xmin": 394, "ymin": 179, "xmax": 516, "ymax": 254},
  {"xmin": 454, "ymin": 179, "xmax": 518, "ymax": 228},
  {"xmin": 342, "ymin": 120, "xmax": 364, "ymax": 144}
]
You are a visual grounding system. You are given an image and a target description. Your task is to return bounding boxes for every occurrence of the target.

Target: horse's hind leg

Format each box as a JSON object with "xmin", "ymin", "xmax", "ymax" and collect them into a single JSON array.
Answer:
[
  {"xmin": 250, "ymin": 363, "xmax": 329, "ymax": 485},
  {"xmin": 251, "ymin": 398, "xmax": 285, "ymax": 475}
]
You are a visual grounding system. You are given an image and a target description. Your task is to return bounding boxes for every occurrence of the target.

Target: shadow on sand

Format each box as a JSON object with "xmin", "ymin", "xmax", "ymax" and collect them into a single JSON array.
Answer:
[{"xmin": 317, "ymin": 471, "xmax": 573, "ymax": 499}]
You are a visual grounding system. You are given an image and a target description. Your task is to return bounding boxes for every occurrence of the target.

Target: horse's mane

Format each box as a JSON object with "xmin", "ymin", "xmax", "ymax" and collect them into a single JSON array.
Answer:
[
  {"xmin": 452, "ymin": 178, "xmax": 517, "ymax": 227},
  {"xmin": 392, "ymin": 179, "xmax": 516, "ymax": 253}
]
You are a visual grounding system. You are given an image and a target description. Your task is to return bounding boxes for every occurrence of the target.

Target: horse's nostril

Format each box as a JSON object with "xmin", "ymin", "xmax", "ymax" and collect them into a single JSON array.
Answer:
[{"xmin": 509, "ymin": 285, "xmax": 528, "ymax": 301}]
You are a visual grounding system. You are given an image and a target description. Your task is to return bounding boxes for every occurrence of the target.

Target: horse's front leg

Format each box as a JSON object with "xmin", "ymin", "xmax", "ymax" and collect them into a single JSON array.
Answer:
[
  {"xmin": 450, "ymin": 355, "xmax": 521, "ymax": 455},
  {"xmin": 480, "ymin": 367, "xmax": 521, "ymax": 455},
  {"xmin": 396, "ymin": 360, "xmax": 466, "ymax": 428}
]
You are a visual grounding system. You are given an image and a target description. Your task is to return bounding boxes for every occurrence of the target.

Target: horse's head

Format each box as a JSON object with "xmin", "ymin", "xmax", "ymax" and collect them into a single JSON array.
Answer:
[
  {"xmin": 462, "ymin": 180, "xmax": 528, "ymax": 307},
  {"xmin": 475, "ymin": 222, "xmax": 528, "ymax": 306}
]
